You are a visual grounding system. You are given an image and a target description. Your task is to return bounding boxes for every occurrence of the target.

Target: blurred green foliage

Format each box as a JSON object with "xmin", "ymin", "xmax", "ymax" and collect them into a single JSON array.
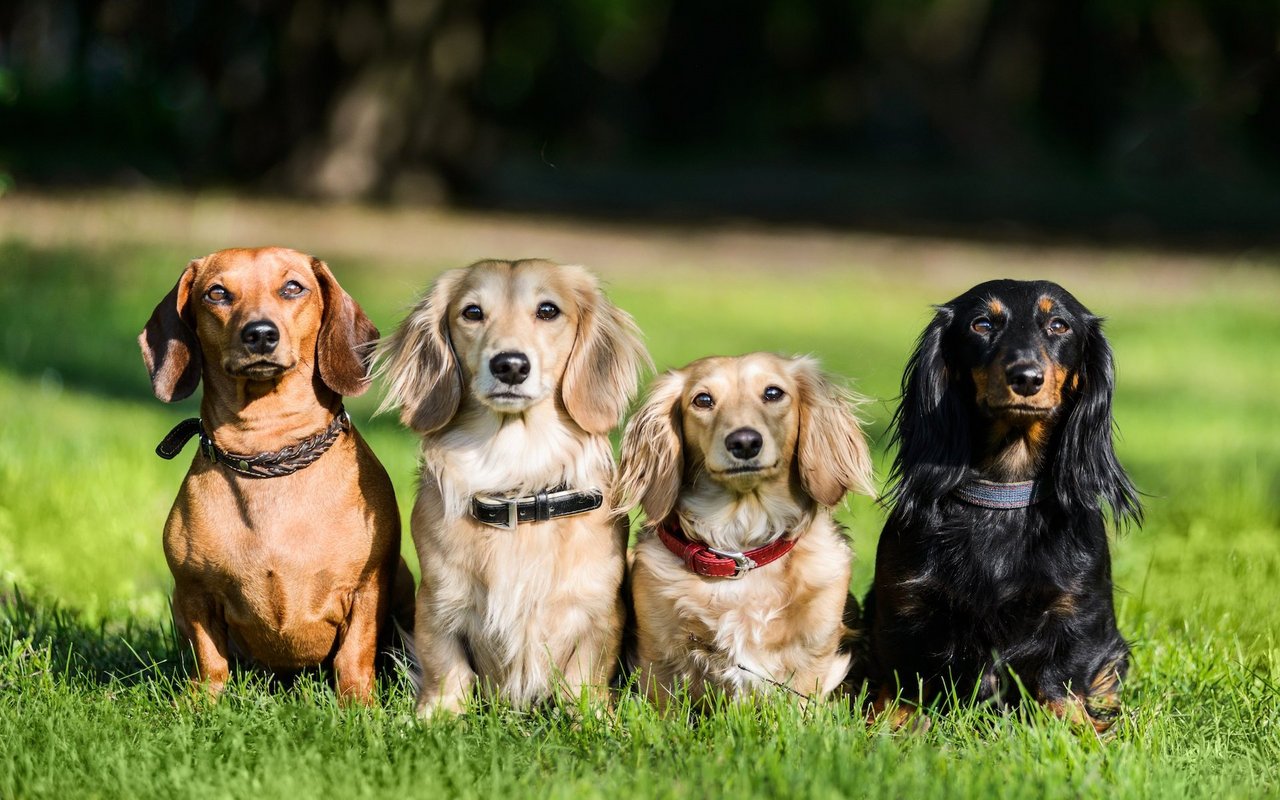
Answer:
[{"xmin": 2, "ymin": 0, "xmax": 1279, "ymax": 235}]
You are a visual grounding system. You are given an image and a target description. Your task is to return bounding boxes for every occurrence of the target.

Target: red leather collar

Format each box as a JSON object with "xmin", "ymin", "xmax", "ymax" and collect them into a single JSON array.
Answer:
[{"xmin": 656, "ymin": 519, "xmax": 796, "ymax": 579}]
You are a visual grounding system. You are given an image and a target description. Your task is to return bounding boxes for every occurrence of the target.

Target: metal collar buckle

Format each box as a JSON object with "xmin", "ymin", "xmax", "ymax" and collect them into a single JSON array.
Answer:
[
  {"xmin": 199, "ymin": 433, "xmax": 217, "ymax": 463},
  {"xmin": 474, "ymin": 494, "xmax": 520, "ymax": 531},
  {"xmin": 707, "ymin": 547, "xmax": 757, "ymax": 579}
]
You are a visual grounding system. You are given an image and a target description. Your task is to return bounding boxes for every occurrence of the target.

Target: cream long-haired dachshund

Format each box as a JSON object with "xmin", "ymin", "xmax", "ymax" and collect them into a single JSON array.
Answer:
[
  {"xmin": 617, "ymin": 353, "xmax": 875, "ymax": 710},
  {"xmin": 376, "ymin": 259, "xmax": 650, "ymax": 716}
]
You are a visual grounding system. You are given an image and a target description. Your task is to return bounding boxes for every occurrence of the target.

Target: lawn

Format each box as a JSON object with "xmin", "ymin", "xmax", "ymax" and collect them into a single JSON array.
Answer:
[{"xmin": 1, "ymin": 192, "xmax": 1278, "ymax": 798}]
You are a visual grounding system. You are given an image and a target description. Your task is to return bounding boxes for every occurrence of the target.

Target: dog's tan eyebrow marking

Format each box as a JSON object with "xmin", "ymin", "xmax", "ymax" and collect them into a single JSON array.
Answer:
[
  {"xmin": 987, "ymin": 299, "xmax": 1004, "ymax": 316},
  {"xmin": 1039, "ymin": 296, "xmax": 1054, "ymax": 314}
]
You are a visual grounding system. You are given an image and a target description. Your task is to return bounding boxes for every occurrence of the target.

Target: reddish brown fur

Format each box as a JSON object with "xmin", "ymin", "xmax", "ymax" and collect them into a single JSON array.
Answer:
[
  {"xmin": 140, "ymin": 247, "xmax": 413, "ymax": 704},
  {"xmin": 1084, "ymin": 659, "xmax": 1124, "ymax": 733},
  {"xmin": 1048, "ymin": 593, "xmax": 1078, "ymax": 617},
  {"xmin": 868, "ymin": 685, "xmax": 930, "ymax": 732},
  {"xmin": 972, "ymin": 356, "xmax": 1065, "ymax": 417},
  {"xmin": 1042, "ymin": 695, "xmax": 1091, "ymax": 725},
  {"xmin": 972, "ymin": 350, "xmax": 1067, "ymax": 482}
]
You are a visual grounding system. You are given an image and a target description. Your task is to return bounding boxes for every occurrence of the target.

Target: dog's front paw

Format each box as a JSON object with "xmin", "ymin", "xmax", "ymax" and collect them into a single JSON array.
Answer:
[
  {"xmin": 866, "ymin": 686, "xmax": 932, "ymax": 734},
  {"xmin": 415, "ymin": 691, "xmax": 468, "ymax": 720}
]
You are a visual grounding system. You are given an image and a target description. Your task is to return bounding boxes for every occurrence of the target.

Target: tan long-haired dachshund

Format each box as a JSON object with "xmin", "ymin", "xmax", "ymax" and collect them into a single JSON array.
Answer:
[
  {"xmin": 140, "ymin": 247, "xmax": 413, "ymax": 704},
  {"xmin": 618, "ymin": 353, "xmax": 875, "ymax": 711},
  {"xmin": 376, "ymin": 259, "xmax": 650, "ymax": 716}
]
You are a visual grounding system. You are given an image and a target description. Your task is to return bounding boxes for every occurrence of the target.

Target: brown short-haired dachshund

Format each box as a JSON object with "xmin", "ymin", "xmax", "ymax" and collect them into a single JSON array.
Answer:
[
  {"xmin": 140, "ymin": 247, "xmax": 414, "ymax": 704},
  {"xmin": 861, "ymin": 279, "xmax": 1141, "ymax": 732}
]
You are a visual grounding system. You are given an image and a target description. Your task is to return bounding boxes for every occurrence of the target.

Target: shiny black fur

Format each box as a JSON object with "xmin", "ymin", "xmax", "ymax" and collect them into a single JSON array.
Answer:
[{"xmin": 861, "ymin": 279, "xmax": 1141, "ymax": 725}]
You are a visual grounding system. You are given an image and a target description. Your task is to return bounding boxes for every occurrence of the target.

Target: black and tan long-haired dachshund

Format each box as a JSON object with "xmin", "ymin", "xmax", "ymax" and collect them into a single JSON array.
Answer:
[{"xmin": 861, "ymin": 279, "xmax": 1142, "ymax": 732}]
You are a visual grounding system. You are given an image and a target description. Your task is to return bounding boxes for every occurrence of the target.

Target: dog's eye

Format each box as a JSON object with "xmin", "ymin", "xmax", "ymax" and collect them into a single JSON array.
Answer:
[
  {"xmin": 204, "ymin": 285, "xmax": 231, "ymax": 304},
  {"xmin": 763, "ymin": 385, "xmax": 785, "ymax": 402},
  {"xmin": 971, "ymin": 317, "xmax": 993, "ymax": 334},
  {"xmin": 280, "ymin": 280, "xmax": 306, "ymax": 298},
  {"xmin": 1047, "ymin": 318, "xmax": 1070, "ymax": 335},
  {"xmin": 461, "ymin": 304, "xmax": 484, "ymax": 322},
  {"xmin": 692, "ymin": 392, "xmax": 715, "ymax": 409},
  {"xmin": 536, "ymin": 302, "xmax": 561, "ymax": 321}
]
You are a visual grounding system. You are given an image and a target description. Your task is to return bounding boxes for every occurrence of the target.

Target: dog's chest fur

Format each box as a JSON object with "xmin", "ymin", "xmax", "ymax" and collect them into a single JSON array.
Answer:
[
  {"xmin": 904, "ymin": 505, "xmax": 1091, "ymax": 609},
  {"xmin": 632, "ymin": 516, "xmax": 852, "ymax": 699},
  {"xmin": 165, "ymin": 435, "xmax": 394, "ymax": 667},
  {"xmin": 413, "ymin": 414, "xmax": 624, "ymax": 703}
]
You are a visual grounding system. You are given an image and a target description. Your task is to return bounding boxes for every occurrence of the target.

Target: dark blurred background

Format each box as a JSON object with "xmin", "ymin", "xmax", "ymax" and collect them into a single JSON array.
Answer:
[{"xmin": 2, "ymin": 0, "xmax": 1279, "ymax": 241}]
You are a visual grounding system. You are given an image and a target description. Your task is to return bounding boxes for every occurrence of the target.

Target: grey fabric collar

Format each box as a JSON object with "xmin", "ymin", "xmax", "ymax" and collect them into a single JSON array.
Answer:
[{"xmin": 952, "ymin": 478, "xmax": 1045, "ymax": 509}]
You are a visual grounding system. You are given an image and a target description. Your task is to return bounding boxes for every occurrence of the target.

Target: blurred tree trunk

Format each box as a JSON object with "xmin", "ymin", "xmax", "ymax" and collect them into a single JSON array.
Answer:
[
  {"xmin": 274, "ymin": 0, "xmax": 492, "ymax": 202},
  {"xmin": 0, "ymin": 0, "xmax": 492, "ymax": 201}
]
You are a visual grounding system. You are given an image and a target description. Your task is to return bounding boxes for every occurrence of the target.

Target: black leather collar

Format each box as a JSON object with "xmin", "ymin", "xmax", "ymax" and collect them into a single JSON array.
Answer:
[{"xmin": 470, "ymin": 487, "xmax": 604, "ymax": 530}]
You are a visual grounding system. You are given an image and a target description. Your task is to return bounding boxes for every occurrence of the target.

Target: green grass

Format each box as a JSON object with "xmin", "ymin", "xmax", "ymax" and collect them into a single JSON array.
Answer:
[{"xmin": 1, "ymin": 203, "xmax": 1279, "ymax": 798}]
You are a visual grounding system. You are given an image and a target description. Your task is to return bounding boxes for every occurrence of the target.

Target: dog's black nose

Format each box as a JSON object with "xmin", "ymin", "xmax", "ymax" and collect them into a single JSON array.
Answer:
[
  {"xmin": 1006, "ymin": 363, "xmax": 1045, "ymax": 397},
  {"xmin": 725, "ymin": 427, "xmax": 764, "ymax": 460},
  {"xmin": 241, "ymin": 320, "xmax": 279, "ymax": 355},
  {"xmin": 490, "ymin": 351, "xmax": 531, "ymax": 385}
]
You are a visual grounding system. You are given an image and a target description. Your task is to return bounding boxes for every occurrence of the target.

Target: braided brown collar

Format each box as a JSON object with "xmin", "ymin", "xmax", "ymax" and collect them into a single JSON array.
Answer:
[{"xmin": 155, "ymin": 408, "xmax": 350, "ymax": 479}]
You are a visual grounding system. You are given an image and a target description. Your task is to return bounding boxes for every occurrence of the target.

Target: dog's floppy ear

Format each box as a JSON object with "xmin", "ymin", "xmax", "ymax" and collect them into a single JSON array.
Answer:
[
  {"xmin": 1054, "ymin": 315, "xmax": 1142, "ymax": 526},
  {"xmin": 312, "ymin": 257, "xmax": 380, "ymax": 397},
  {"xmin": 888, "ymin": 306, "xmax": 971, "ymax": 509},
  {"xmin": 792, "ymin": 358, "xmax": 876, "ymax": 506},
  {"xmin": 561, "ymin": 268, "xmax": 653, "ymax": 435},
  {"xmin": 617, "ymin": 371, "xmax": 685, "ymax": 521},
  {"xmin": 138, "ymin": 259, "xmax": 202, "ymax": 402},
  {"xmin": 375, "ymin": 270, "xmax": 465, "ymax": 433}
]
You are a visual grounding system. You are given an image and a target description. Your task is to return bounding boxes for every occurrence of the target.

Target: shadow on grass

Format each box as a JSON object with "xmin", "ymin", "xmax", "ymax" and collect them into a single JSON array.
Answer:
[
  {"xmin": 0, "ymin": 587, "xmax": 420, "ymax": 705},
  {"xmin": 1, "ymin": 586, "xmax": 186, "ymax": 687}
]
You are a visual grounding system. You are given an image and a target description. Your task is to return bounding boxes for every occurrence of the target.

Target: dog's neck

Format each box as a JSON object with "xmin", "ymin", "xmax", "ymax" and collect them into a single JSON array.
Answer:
[
  {"xmin": 978, "ymin": 415, "xmax": 1058, "ymax": 482},
  {"xmin": 200, "ymin": 367, "xmax": 342, "ymax": 454},
  {"xmin": 675, "ymin": 473, "xmax": 816, "ymax": 553},
  {"xmin": 424, "ymin": 396, "xmax": 615, "ymax": 521}
]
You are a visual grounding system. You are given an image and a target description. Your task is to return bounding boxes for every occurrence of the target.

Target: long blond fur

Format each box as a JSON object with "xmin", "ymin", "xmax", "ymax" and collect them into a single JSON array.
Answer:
[
  {"xmin": 373, "ymin": 259, "xmax": 651, "ymax": 715},
  {"xmin": 373, "ymin": 269, "xmax": 466, "ymax": 433},
  {"xmin": 791, "ymin": 357, "xmax": 877, "ymax": 504},
  {"xmin": 616, "ymin": 370, "xmax": 686, "ymax": 521},
  {"xmin": 561, "ymin": 266, "xmax": 653, "ymax": 436}
]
